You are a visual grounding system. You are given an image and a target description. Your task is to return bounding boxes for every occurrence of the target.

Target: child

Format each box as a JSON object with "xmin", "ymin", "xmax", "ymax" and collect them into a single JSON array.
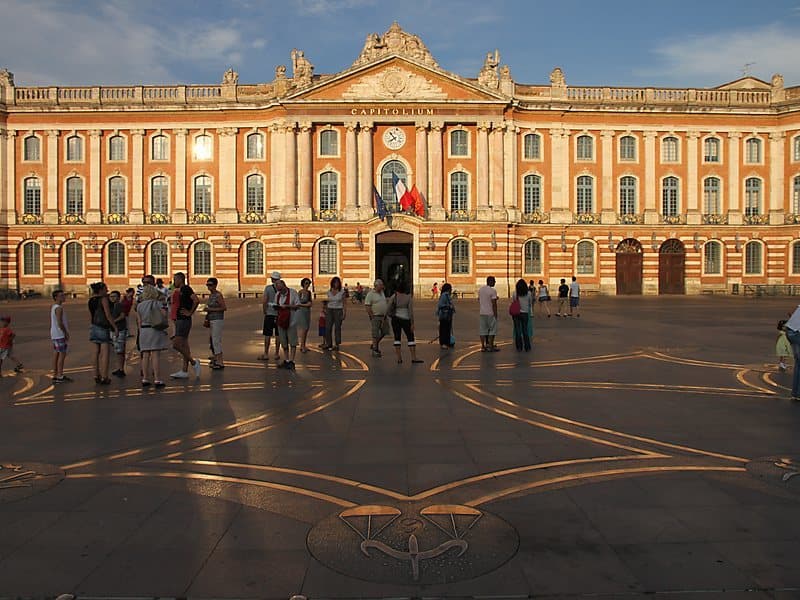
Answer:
[
  {"xmin": 50, "ymin": 289, "xmax": 71, "ymax": 383},
  {"xmin": 777, "ymin": 319, "xmax": 792, "ymax": 371},
  {"xmin": 109, "ymin": 291, "xmax": 128, "ymax": 377},
  {"xmin": 0, "ymin": 316, "xmax": 23, "ymax": 376},
  {"xmin": 318, "ymin": 300, "xmax": 328, "ymax": 348},
  {"xmin": 431, "ymin": 282, "xmax": 439, "ymax": 300}
]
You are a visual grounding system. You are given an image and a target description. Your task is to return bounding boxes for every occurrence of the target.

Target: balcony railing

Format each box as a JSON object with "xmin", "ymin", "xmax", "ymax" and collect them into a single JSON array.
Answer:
[
  {"xmin": 318, "ymin": 209, "xmax": 341, "ymax": 222},
  {"xmin": 147, "ymin": 213, "xmax": 170, "ymax": 225},
  {"xmin": 59, "ymin": 213, "xmax": 86, "ymax": 225},
  {"xmin": 660, "ymin": 214, "xmax": 685, "ymax": 225},
  {"xmin": 702, "ymin": 213, "xmax": 728, "ymax": 225},
  {"xmin": 521, "ymin": 211, "xmax": 550, "ymax": 224},
  {"xmin": 618, "ymin": 213, "xmax": 644, "ymax": 225},
  {"xmin": 785, "ymin": 214, "xmax": 800, "ymax": 225},
  {"xmin": 103, "ymin": 213, "xmax": 127, "ymax": 225},
  {"xmin": 743, "ymin": 213, "xmax": 769, "ymax": 225},
  {"xmin": 448, "ymin": 209, "xmax": 477, "ymax": 222},
  {"xmin": 574, "ymin": 212, "xmax": 601, "ymax": 224},
  {"xmin": 18, "ymin": 213, "xmax": 43, "ymax": 225},
  {"xmin": 240, "ymin": 211, "xmax": 266, "ymax": 224},
  {"xmin": 189, "ymin": 212, "xmax": 215, "ymax": 224}
]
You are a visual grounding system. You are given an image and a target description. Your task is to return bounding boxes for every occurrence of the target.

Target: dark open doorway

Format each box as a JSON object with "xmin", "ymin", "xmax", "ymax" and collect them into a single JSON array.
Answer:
[{"xmin": 375, "ymin": 231, "xmax": 413, "ymax": 297}]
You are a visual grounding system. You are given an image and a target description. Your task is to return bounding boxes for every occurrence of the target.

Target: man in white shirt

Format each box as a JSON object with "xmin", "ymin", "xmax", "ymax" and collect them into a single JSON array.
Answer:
[
  {"xmin": 569, "ymin": 276, "xmax": 581, "ymax": 318},
  {"xmin": 364, "ymin": 279, "xmax": 390, "ymax": 357},
  {"xmin": 478, "ymin": 276, "xmax": 499, "ymax": 352},
  {"xmin": 261, "ymin": 270, "xmax": 281, "ymax": 361},
  {"xmin": 274, "ymin": 279, "xmax": 300, "ymax": 370},
  {"xmin": 783, "ymin": 305, "xmax": 800, "ymax": 399}
]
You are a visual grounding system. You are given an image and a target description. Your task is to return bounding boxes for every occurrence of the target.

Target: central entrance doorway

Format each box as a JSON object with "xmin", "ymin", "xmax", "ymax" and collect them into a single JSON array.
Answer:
[
  {"xmin": 375, "ymin": 231, "xmax": 413, "ymax": 297},
  {"xmin": 658, "ymin": 238, "xmax": 686, "ymax": 295},
  {"xmin": 615, "ymin": 238, "xmax": 643, "ymax": 295}
]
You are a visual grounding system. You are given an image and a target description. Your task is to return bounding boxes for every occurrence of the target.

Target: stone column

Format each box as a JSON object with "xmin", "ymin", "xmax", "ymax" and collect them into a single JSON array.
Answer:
[
  {"xmin": 86, "ymin": 130, "xmax": 102, "ymax": 224},
  {"xmin": 549, "ymin": 129, "xmax": 571, "ymax": 223},
  {"xmin": 489, "ymin": 122, "xmax": 505, "ymax": 215},
  {"xmin": 686, "ymin": 131, "xmax": 700, "ymax": 225},
  {"xmin": 358, "ymin": 122, "xmax": 374, "ymax": 219},
  {"xmin": 44, "ymin": 130, "xmax": 59, "ymax": 224},
  {"xmin": 173, "ymin": 129, "xmax": 188, "ymax": 224},
  {"xmin": 428, "ymin": 122, "xmax": 445, "ymax": 220},
  {"xmin": 130, "ymin": 129, "xmax": 145, "ymax": 224},
  {"xmin": 269, "ymin": 123, "xmax": 285, "ymax": 219},
  {"xmin": 503, "ymin": 122, "xmax": 518, "ymax": 219},
  {"xmin": 216, "ymin": 127, "xmax": 238, "ymax": 223},
  {"xmin": 2, "ymin": 130, "xmax": 16, "ymax": 225},
  {"xmin": 284, "ymin": 122, "xmax": 297, "ymax": 218},
  {"xmin": 727, "ymin": 132, "xmax": 741, "ymax": 224},
  {"xmin": 643, "ymin": 131, "xmax": 658, "ymax": 224},
  {"xmin": 476, "ymin": 122, "xmax": 491, "ymax": 218},
  {"xmin": 415, "ymin": 121, "xmax": 428, "ymax": 202},
  {"xmin": 297, "ymin": 122, "xmax": 313, "ymax": 219},
  {"xmin": 600, "ymin": 130, "xmax": 615, "ymax": 224},
  {"xmin": 344, "ymin": 122, "xmax": 358, "ymax": 220},
  {"xmin": 769, "ymin": 131, "xmax": 785, "ymax": 224}
]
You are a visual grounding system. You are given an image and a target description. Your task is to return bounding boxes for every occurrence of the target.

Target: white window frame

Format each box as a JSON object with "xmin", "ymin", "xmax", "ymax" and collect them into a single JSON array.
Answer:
[
  {"xmin": 107, "ymin": 175, "xmax": 127, "ymax": 214},
  {"xmin": 791, "ymin": 241, "xmax": 800, "ymax": 275},
  {"xmin": 575, "ymin": 133, "xmax": 595, "ymax": 162},
  {"xmin": 65, "ymin": 176, "xmax": 85, "ymax": 215},
  {"xmin": 661, "ymin": 176, "xmax": 680, "ymax": 217},
  {"xmin": 744, "ymin": 241, "xmax": 763, "ymax": 275},
  {"xmin": 618, "ymin": 134, "xmax": 637, "ymax": 162},
  {"xmin": 619, "ymin": 175, "xmax": 637, "ymax": 215},
  {"xmin": 661, "ymin": 135, "xmax": 680, "ymax": 163},
  {"xmin": 192, "ymin": 241, "xmax": 213, "ymax": 277},
  {"xmin": 575, "ymin": 239, "xmax": 596, "ymax": 276},
  {"xmin": 793, "ymin": 174, "xmax": 800, "ymax": 215},
  {"xmin": 64, "ymin": 241, "xmax": 84, "ymax": 276},
  {"xmin": 450, "ymin": 238, "xmax": 471, "ymax": 275},
  {"xmin": 192, "ymin": 133, "xmax": 213, "ymax": 162},
  {"xmin": 149, "ymin": 241, "xmax": 169, "ymax": 277},
  {"xmin": 522, "ymin": 173, "xmax": 542, "ymax": 214},
  {"xmin": 793, "ymin": 135, "xmax": 800, "ymax": 163},
  {"xmin": 744, "ymin": 136, "xmax": 763, "ymax": 165},
  {"xmin": 703, "ymin": 176, "xmax": 722, "ymax": 215},
  {"xmin": 319, "ymin": 170, "xmax": 339, "ymax": 212},
  {"xmin": 193, "ymin": 174, "xmax": 213, "ymax": 214},
  {"xmin": 151, "ymin": 133, "xmax": 170, "ymax": 162},
  {"xmin": 23, "ymin": 134, "xmax": 42, "ymax": 162},
  {"xmin": 744, "ymin": 176, "xmax": 763, "ymax": 216},
  {"xmin": 107, "ymin": 133, "xmax": 127, "ymax": 162},
  {"xmin": 318, "ymin": 128, "xmax": 339, "ymax": 158},
  {"xmin": 703, "ymin": 136, "xmax": 722, "ymax": 164},
  {"xmin": 245, "ymin": 172, "xmax": 265, "ymax": 213},
  {"xmin": 702, "ymin": 240, "xmax": 722, "ymax": 275},
  {"xmin": 245, "ymin": 131, "xmax": 265, "ymax": 161},
  {"xmin": 150, "ymin": 175, "xmax": 170, "ymax": 215},
  {"xmin": 106, "ymin": 241, "xmax": 127, "ymax": 276},
  {"xmin": 522, "ymin": 239, "xmax": 543, "ymax": 275},
  {"xmin": 449, "ymin": 170, "xmax": 469, "ymax": 213},
  {"xmin": 522, "ymin": 132, "xmax": 542, "ymax": 161},
  {"xmin": 576, "ymin": 175, "xmax": 594, "ymax": 214},
  {"xmin": 23, "ymin": 176, "xmax": 42, "ymax": 215},
  {"xmin": 318, "ymin": 239, "xmax": 338, "ymax": 275},
  {"xmin": 245, "ymin": 240, "xmax": 264, "ymax": 276},
  {"xmin": 448, "ymin": 128, "xmax": 470, "ymax": 158},
  {"xmin": 22, "ymin": 241, "xmax": 41, "ymax": 275},
  {"xmin": 65, "ymin": 133, "xmax": 84, "ymax": 163}
]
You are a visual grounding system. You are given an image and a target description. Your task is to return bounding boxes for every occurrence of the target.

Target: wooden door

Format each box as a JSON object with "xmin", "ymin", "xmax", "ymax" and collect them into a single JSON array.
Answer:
[
  {"xmin": 658, "ymin": 239, "xmax": 686, "ymax": 294},
  {"xmin": 615, "ymin": 239, "xmax": 643, "ymax": 295}
]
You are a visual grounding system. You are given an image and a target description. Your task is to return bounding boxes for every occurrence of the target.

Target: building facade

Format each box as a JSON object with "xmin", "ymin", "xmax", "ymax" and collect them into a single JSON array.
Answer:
[{"xmin": 2, "ymin": 23, "xmax": 800, "ymax": 297}]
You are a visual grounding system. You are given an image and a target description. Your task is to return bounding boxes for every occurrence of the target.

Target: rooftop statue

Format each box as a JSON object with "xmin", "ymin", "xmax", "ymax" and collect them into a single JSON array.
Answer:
[
  {"xmin": 222, "ymin": 68, "xmax": 239, "ymax": 85},
  {"xmin": 352, "ymin": 22, "xmax": 438, "ymax": 68},
  {"xmin": 291, "ymin": 49, "xmax": 314, "ymax": 88},
  {"xmin": 478, "ymin": 50, "xmax": 500, "ymax": 89}
]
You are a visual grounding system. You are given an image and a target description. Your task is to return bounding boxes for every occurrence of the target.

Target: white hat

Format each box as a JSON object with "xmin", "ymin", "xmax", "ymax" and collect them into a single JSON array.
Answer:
[{"xmin": 271, "ymin": 270, "xmax": 281, "ymax": 280}]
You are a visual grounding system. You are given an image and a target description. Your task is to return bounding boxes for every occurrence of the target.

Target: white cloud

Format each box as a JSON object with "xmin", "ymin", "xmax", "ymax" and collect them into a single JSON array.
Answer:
[
  {"xmin": 294, "ymin": 0, "xmax": 376, "ymax": 15},
  {"xmin": 641, "ymin": 24, "xmax": 800, "ymax": 86}
]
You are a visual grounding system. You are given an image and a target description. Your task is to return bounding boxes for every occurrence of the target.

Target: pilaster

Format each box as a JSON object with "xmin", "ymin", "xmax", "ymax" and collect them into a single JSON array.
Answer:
[
  {"xmin": 173, "ymin": 128, "xmax": 188, "ymax": 224},
  {"xmin": 489, "ymin": 122, "xmax": 504, "ymax": 212},
  {"xmin": 1, "ymin": 130, "xmax": 16, "ymax": 225},
  {"xmin": 358, "ymin": 122, "xmax": 374, "ymax": 219},
  {"xmin": 643, "ymin": 131, "xmax": 658, "ymax": 223},
  {"xmin": 297, "ymin": 122, "xmax": 313, "ymax": 213},
  {"xmin": 476, "ymin": 122, "xmax": 490, "ymax": 213},
  {"xmin": 686, "ymin": 131, "xmax": 700, "ymax": 225},
  {"xmin": 503, "ymin": 122, "xmax": 517, "ymax": 219},
  {"xmin": 344, "ymin": 123, "xmax": 358, "ymax": 219},
  {"xmin": 216, "ymin": 127, "xmax": 238, "ymax": 223},
  {"xmin": 600, "ymin": 130, "xmax": 615, "ymax": 224},
  {"xmin": 85, "ymin": 130, "xmax": 102, "ymax": 224},
  {"xmin": 549, "ymin": 128, "xmax": 571, "ymax": 222},
  {"xmin": 414, "ymin": 122, "xmax": 428, "ymax": 202},
  {"xmin": 428, "ymin": 122, "xmax": 445, "ymax": 220},
  {"xmin": 130, "ymin": 129, "xmax": 145, "ymax": 224},
  {"xmin": 284, "ymin": 123, "xmax": 297, "ymax": 213},
  {"xmin": 769, "ymin": 131, "xmax": 785, "ymax": 224},
  {"xmin": 44, "ymin": 130, "xmax": 59, "ymax": 224},
  {"xmin": 727, "ymin": 132, "xmax": 741, "ymax": 214},
  {"xmin": 269, "ymin": 123, "xmax": 285, "ymax": 211}
]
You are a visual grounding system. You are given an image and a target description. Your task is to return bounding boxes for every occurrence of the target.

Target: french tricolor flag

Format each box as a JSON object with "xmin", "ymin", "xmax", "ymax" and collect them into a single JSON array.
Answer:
[{"xmin": 392, "ymin": 172, "xmax": 415, "ymax": 211}]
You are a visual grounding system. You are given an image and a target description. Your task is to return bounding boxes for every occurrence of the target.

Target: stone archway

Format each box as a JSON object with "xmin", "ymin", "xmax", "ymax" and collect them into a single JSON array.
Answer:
[
  {"xmin": 375, "ymin": 230, "xmax": 413, "ymax": 297},
  {"xmin": 658, "ymin": 238, "xmax": 686, "ymax": 295},
  {"xmin": 615, "ymin": 238, "xmax": 643, "ymax": 295}
]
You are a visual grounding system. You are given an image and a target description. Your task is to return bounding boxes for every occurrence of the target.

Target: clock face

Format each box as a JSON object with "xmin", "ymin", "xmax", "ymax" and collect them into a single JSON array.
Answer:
[{"xmin": 383, "ymin": 127, "xmax": 406, "ymax": 150}]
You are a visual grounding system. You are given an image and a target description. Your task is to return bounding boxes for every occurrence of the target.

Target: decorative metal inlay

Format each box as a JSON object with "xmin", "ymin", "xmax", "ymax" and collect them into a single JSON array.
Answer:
[
  {"xmin": 19, "ymin": 213, "xmax": 43, "ymax": 225},
  {"xmin": 189, "ymin": 212, "xmax": 214, "ymax": 224},
  {"xmin": 308, "ymin": 502, "xmax": 518, "ymax": 584},
  {"xmin": 104, "ymin": 213, "xmax": 127, "ymax": 225},
  {"xmin": 660, "ymin": 214, "xmax": 685, "ymax": 225},
  {"xmin": 148, "ymin": 212, "xmax": 170, "ymax": 225},
  {"xmin": 744, "ymin": 214, "xmax": 769, "ymax": 225},
  {"xmin": 448, "ymin": 210, "xmax": 475, "ymax": 222},
  {"xmin": 319, "ymin": 209, "xmax": 340, "ymax": 222},
  {"xmin": 521, "ymin": 211, "xmax": 550, "ymax": 224},
  {"xmin": 785, "ymin": 214, "xmax": 800, "ymax": 225},
  {"xmin": 241, "ymin": 211, "xmax": 266, "ymax": 224},
  {"xmin": 0, "ymin": 462, "xmax": 64, "ymax": 503},
  {"xmin": 60, "ymin": 213, "xmax": 86, "ymax": 225},
  {"xmin": 746, "ymin": 456, "xmax": 800, "ymax": 493}
]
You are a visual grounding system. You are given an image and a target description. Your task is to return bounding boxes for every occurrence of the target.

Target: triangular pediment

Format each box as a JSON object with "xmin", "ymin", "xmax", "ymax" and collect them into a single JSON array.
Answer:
[
  {"xmin": 285, "ymin": 56, "xmax": 507, "ymax": 103},
  {"xmin": 715, "ymin": 76, "xmax": 771, "ymax": 90}
]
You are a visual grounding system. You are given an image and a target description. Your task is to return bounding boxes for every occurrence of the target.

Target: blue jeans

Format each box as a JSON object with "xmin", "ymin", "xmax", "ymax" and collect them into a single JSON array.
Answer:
[{"xmin": 786, "ymin": 328, "xmax": 800, "ymax": 397}]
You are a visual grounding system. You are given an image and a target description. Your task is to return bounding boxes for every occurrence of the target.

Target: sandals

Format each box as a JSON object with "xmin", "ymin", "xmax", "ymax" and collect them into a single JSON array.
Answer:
[{"xmin": 13, "ymin": 364, "xmax": 23, "ymax": 372}]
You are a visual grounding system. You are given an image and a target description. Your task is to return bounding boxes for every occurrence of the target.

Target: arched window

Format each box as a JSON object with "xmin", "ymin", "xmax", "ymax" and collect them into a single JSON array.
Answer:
[
  {"xmin": 523, "ymin": 133, "xmax": 541, "ymax": 160},
  {"xmin": 193, "ymin": 134, "xmax": 212, "ymax": 161},
  {"xmin": 319, "ymin": 171, "xmax": 338, "ymax": 212},
  {"xmin": 65, "ymin": 241, "xmax": 83, "ymax": 276},
  {"xmin": 318, "ymin": 239, "xmax": 337, "ymax": 275},
  {"xmin": 745, "ymin": 178, "xmax": 762, "ymax": 216},
  {"xmin": 108, "ymin": 176, "xmax": 126, "ymax": 214},
  {"xmin": 704, "ymin": 241, "xmax": 722, "ymax": 275},
  {"xmin": 450, "ymin": 130, "xmax": 468, "ymax": 157},
  {"xmin": 745, "ymin": 137, "xmax": 762, "ymax": 163},
  {"xmin": 450, "ymin": 239, "xmax": 470, "ymax": 274},
  {"xmin": 661, "ymin": 176, "xmax": 679, "ymax": 216},
  {"xmin": 523, "ymin": 240, "xmax": 542, "ymax": 274},
  {"xmin": 450, "ymin": 171, "xmax": 468, "ymax": 213},
  {"xmin": 794, "ymin": 136, "xmax": 800, "ymax": 162},
  {"xmin": 150, "ymin": 241, "xmax": 168, "ymax": 276},
  {"xmin": 619, "ymin": 135, "xmax": 636, "ymax": 161},
  {"xmin": 109, "ymin": 135, "xmax": 125, "ymax": 161},
  {"xmin": 576, "ymin": 240, "xmax": 594, "ymax": 275},
  {"xmin": 576, "ymin": 175, "xmax": 593, "ymax": 214},
  {"xmin": 193, "ymin": 241, "xmax": 212, "ymax": 276},
  {"xmin": 23, "ymin": 135, "xmax": 40, "ymax": 161},
  {"xmin": 107, "ymin": 241, "xmax": 126, "ymax": 276},
  {"xmin": 245, "ymin": 241, "xmax": 264, "ymax": 275},
  {"xmin": 794, "ymin": 175, "xmax": 800, "ymax": 214},
  {"xmin": 576, "ymin": 135, "xmax": 593, "ymax": 160},
  {"xmin": 319, "ymin": 130, "xmax": 338, "ymax": 156},
  {"xmin": 151, "ymin": 176, "xmax": 169, "ymax": 214},
  {"xmin": 381, "ymin": 160, "xmax": 407, "ymax": 211},
  {"xmin": 246, "ymin": 132, "xmax": 264, "ymax": 159},
  {"xmin": 194, "ymin": 175, "xmax": 212, "ymax": 214},
  {"xmin": 23, "ymin": 177, "xmax": 41, "ymax": 215},
  {"xmin": 66, "ymin": 135, "xmax": 83, "ymax": 161},
  {"xmin": 704, "ymin": 137, "xmax": 720, "ymax": 163},
  {"xmin": 66, "ymin": 177, "xmax": 84, "ymax": 215},
  {"xmin": 744, "ymin": 241, "xmax": 763, "ymax": 275},
  {"xmin": 619, "ymin": 176, "xmax": 636, "ymax": 215},
  {"xmin": 661, "ymin": 136, "xmax": 679, "ymax": 162},
  {"xmin": 703, "ymin": 177, "xmax": 721, "ymax": 214},
  {"xmin": 792, "ymin": 242, "xmax": 800, "ymax": 275},
  {"xmin": 246, "ymin": 174, "xmax": 264, "ymax": 212},
  {"xmin": 22, "ymin": 241, "xmax": 41, "ymax": 275},
  {"xmin": 523, "ymin": 174, "xmax": 541, "ymax": 214},
  {"xmin": 151, "ymin": 135, "xmax": 169, "ymax": 161}
]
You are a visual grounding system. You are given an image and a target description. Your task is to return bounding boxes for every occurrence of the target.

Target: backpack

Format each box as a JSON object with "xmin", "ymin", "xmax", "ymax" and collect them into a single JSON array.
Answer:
[
  {"xmin": 508, "ymin": 296, "xmax": 521, "ymax": 317},
  {"xmin": 146, "ymin": 301, "xmax": 169, "ymax": 331}
]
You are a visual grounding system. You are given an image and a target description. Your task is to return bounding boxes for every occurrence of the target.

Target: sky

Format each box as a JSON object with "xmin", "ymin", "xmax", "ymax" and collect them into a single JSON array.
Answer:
[{"xmin": 1, "ymin": 0, "xmax": 800, "ymax": 89}]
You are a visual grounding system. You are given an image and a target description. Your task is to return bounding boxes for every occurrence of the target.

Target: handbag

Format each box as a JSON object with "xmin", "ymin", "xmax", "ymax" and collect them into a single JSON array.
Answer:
[
  {"xmin": 202, "ymin": 317, "xmax": 210, "ymax": 328},
  {"xmin": 508, "ymin": 296, "xmax": 521, "ymax": 317}
]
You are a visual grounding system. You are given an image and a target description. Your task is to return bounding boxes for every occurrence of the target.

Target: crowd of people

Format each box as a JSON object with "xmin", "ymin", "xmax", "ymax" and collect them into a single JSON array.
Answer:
[{"xmin": 0, "ymin": 272, "xmax": 589, "ymax": 383}]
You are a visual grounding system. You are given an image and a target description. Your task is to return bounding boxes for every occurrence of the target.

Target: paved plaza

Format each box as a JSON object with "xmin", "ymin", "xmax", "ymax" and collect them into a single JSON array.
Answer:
[{"xmin": 1, "ymin": 294, "xmax": 800, "ymax": 599}]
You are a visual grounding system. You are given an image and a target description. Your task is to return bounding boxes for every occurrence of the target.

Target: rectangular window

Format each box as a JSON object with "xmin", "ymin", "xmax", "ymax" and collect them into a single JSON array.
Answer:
[
  {"xmin": 24, "ymin": 180, "xmax": 41, "ymax": 214},
  {"xmin": 523, "ymin": 134, "xmax": 541, "ymax": 160},
  {"xmin": 662, "ymin": 138, "xmax": 679, "ymax": 162},
  {"xmin": 704, "ymin": 138, "xmax": 720, "ymax": 162},
  {"xmin": 319, "ymin": 241, "xmax": 337, "ymax": 274},
  {"xmin": 319, "ymin": 130, "xmax": 338, "ymax": 157},
  {"xmin": 619, "ymin": 136, "xmax": 636, "ymax": 161},
  {"xmin": 23, "ymin": 244, "xmax": 40, "ymax": 275},
  {"xmin": 65, "ymin": 244, "xmax": 83, "ymax": 275},
  {"xmin": 576, "ymin": 242, "xmax": 594, "ymax": 275},
  {"xmin": 246, "ymin": 133, "xmax": 264, "ymax": 159},
  {"xmin": 450, "ymin": 130, "xmax": 468, "ymax": 157},
  {"xmin": 152, "ymin": 136, "xmax": 169, "ymax": 161},
  {"xmin": 524, "ymin": 242, "xmax": 542, "ymax": 273},
  {"xmin": 704, "ymin": 243, "xmax": 721, "ymax": 275},
  {"xmin": 793, "ymin": 244, "xmax": 800, "ymax": 275},
  {"xmin": 66, "ymin": 136, "xmax": 83, "ymax": 161},
  {"xmin": 451, "ymin": 240, "xmax": 470, "ymax": 274}
]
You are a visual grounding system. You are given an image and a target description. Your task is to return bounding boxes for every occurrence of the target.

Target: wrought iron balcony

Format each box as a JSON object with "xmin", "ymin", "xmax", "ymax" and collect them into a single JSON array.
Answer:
[
  {"xmin": 148, "ymin": 212, "xmax": 170, "ymax": 225},
  {"xmin": 743, "ymin": 213, "xmax": 769, "ymax": 225},
  {"xmin": 318, "ymin": 209, "xmax": 341, "ymax": 222},
  {"xmin": 660, "ymin": 213, "xmax": 685, "ymax": 225},
  {"xmin": 448, "ymin": 209, "xmax": 477, "ymax": 222},
  {"xmin": 521, "ymin": 211, "xmax": 550, "ymax": 224},
  {"xmin": 785, "ymin": 214, "xmax": 800, "ymax": 225},
  {"xmin": 60, "ymin": 213, "xmax": 86, "ymax": 225},
  {"xmin": 702, "ymin": 213, "xmax": 728, "ymax": 225},
  {"xmin": 618, "ymin": 213, "xmax": 644, "ymax": 224},
  {"xmin": 189, "ymin": 212, "xmax": 215, "ymax": 224},
  {"xmin": 240, "ymin": 211, "xmax": 266, "ymax": 224},
  {"xmin": 574, "ymin": 212, "xmax": 601, "ymax": 224},
  {"xmin": 18, "ymin": 213, "xmax": 43, "ymax": 225},
  {"xmin": 103, "ymin": 213, "xmax": 128, "ymax": 225}
]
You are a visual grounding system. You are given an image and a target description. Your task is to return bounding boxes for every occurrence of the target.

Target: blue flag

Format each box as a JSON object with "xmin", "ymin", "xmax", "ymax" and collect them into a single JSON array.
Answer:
[{"xmin": 373, "ymin": 186, "xmax": 388, "ymax": 221}]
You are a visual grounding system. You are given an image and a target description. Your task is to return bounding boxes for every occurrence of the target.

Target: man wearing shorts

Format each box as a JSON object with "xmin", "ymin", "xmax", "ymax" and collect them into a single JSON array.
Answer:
[
  {"xmin": 261, "ymin": 271, "xmax": 281, "ymax": 361},
  {"xmin": 274, "ymin": 279, "xmax": 300, "ymax": 370},
  {"xmin": 50, "ymin": 289, "xmax": 71, "ymax": 383},
  {"xmin": 556, "ymin": 278, "xmax": 569, "ymax": 317},
  {"xmin": 478, "ymin": 276, "xmax": 499, "ymax": 352},
  {"xmin": 364, "ymin": 278, "xmax": 390, "ymax": 357},
  {"xmin": 569, "ymin": 276, "xmax": 581, "ymax": 317},
  {"xmin": 170, "ymin": 272, "xmax": 200, "ymax": 379}
]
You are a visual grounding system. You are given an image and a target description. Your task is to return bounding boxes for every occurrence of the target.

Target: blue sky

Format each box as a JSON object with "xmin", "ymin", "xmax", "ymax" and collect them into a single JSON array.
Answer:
[{"xmin": 2, "ymin": 0, "xmax": 800, "ymax": 88}]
